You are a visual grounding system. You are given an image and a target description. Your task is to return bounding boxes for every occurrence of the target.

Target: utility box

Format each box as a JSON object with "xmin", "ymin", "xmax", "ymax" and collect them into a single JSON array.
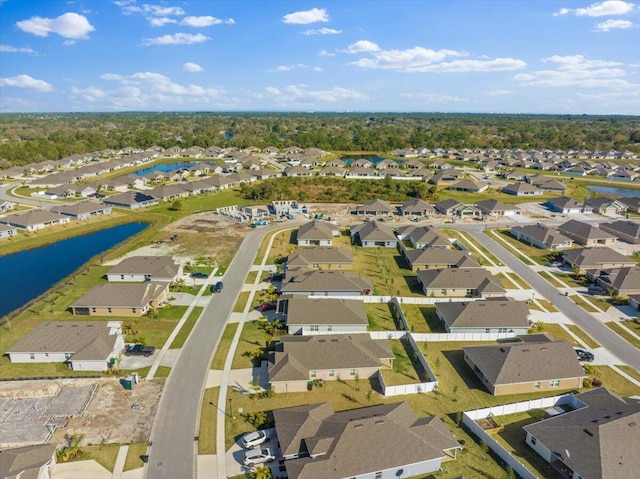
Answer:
[{"xmin": 122, "ymin": 376, "xmax": 134, "ymax": 390}]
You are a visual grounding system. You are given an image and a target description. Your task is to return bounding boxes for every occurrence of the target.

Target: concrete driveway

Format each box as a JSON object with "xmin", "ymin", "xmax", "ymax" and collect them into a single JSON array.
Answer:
[
  {"xmin": 225, "ymin": 428, "xmax": 279, "ymax": 478},
  {"xmin": 53, "ymin": 460, "xmax": 111, "ymax": 479}
]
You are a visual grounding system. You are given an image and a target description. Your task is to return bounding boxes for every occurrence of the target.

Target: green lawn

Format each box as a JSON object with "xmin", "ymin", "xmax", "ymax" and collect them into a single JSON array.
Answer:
[
  {"xmin": 504, "ymin": 272, "xmax": 530, "ymax": 289},
  {"xmin": 569, "ymin": 295, "xmax": 598, "ymax": 313},
  {"xmin": 380, "ymin": 339, "xmax": 422, "ymax": 386},
  {"xmin": 590, "ymin": 366, "xmax": 640, "ymax": 397},
  {"xmin": 365, "ymin": 303, "xmax": 398, "ymax": 331},
  {"xmin": 169, "ymin": 307, "xmax": 204, "ymax": 349},
  {"xmin": 198, "ymin": 387, "xmax": 220, "ymax": 455},
  {"xmin": 231, "ymin": 320, "xmax": 280, "ymax": 370},
  {"xmin": 492, "ymin": 230, "xmax": 539, "ymax": 265},
  {"xmin": 67, "ymin": 444, "xmax": 121, "ymax": 472},
  {"xmin": 495, "ymin": 273, "xmax": 518, "ymax": 289},
  {"xmin": 537, "ymin": 271, "xmax": 563, "ymax": 288},
  {"xmin": 618, "ymin": 365, "xmax": 640, "ymax": 383},
  {"xmin": 566, "ymin": 324, "xmax": 600, "ymax": 349},
  {"xmin": 400, "ymin": 305, "xmax": 445, "ymax": 333},
  {"xmin": 606, "ymin": 322, "xmax": 640, "ymax": 349},
  {"xmin": 245, "ymin": 271, "xmax": 258, "ymax": 284},
  {"xmin": 536, "ymin": 298, "xmax": 559, "ymax": 312},
  {"xmin": 233, "ymin": 291, "xmax": 250, "ymax": 313},
  {"xmin": 352, "ymin": 246, "xmax": 420, "ymax": 296},
  {"xmin": 123, "ymin": 442, "xmax": 148, "ymax": 472},
  {"xmin": 265, "ymin": 228, "xmax": 298, "ymax": 265},
  {"xmin": 211, "ymin": 323, "xmax": 239, "ymax": 369},
  {"xmin": 441, "ymin": 229, "xmax": 502, "ymax": 266}
]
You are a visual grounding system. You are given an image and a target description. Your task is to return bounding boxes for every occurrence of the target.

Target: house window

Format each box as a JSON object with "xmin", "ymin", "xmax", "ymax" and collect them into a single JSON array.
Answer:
[
  {"xmin": 485, "ymin": 328, "xmax": 490, "ymax": 333},
  {"xmin": 530, "ymin": 436, "xmax": 537, "ymax": 446},
  {"xmin": 132, "ymin": 308, "xmax": 136, "ymax": 314},
  {"xmin": 65, "ymin": 353, "xmax": 72, "ymax": 360},
  {"xmin": 550, "ymin": 379, "xmax": 560, "ymax": 387},
  {"xmin": 29, "ymin": 353, "xmax": 35, "ymax": 360},
  {"xmin": 327, "ymin": 325, "xmax": 332, "ymax": 332},
  {"xmin": 121, "ymin": 275, "xmax": 125, "ymax": 280},
  {"xmin": 92, "ymin": 308, "xmax": 96, "ymax": 313},
  {"xmin": 107, "ymin": 308, "xmax": 112, "ymax": 314},
  {"xmin": 375, "ymin": 472, "xmax": 382, "ymax": 479},
  {"xmin": 534, "ymin": 381, "xmax": 541, "ymax": 389},
  {"xmin": 310, "ymin": 370, "xmax": 316, "ymax": 378},
  {"xmin": 329, "ymin": 370, "xmax": 335, "ymax": 377},
  {"xmin": 349, "ymin": 369, "xmax": 356, "ymax": 377},
  {"xmin": 498, "ymin": 328, "xmax": 507, "ymax": 333},
  {"xmin": 310, "ymin": 325, "xmax": 319, "ymax": 332}
]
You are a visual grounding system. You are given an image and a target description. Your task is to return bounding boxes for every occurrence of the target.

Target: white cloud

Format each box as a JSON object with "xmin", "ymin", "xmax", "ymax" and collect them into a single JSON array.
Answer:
[
  {"xmin": 0, "ymin": 44, "xmax": 34, "ymax": 53},
  {"xmin": 343, "ymin": 40, "xmax": 380, "ymax": 53},
  {"xmin": 180, "ymin": 16, "xmax": 235, "ymax": 27},
  {"xmin": 348, "ymin": 45, "xmax": 525, "ymax": 73},
  {"xmin": 313, "ymin": 67, "xmax": 324, "ymax": 72},
  {"xmin": 0, "ymin": 74, "xmax": 53, "ymax": 92},
  {"xmin": 282, "ymin": 8, "xmax": 328, "ymax": 24},
  {"xmin": 269, "ymin": 64, "xmax": 308, "ymax": 73},
  {"xmin": 142, "ymin": 33, "xmax": 210, "ymax": 46},
  {"xmin": 183, "ymin": 62, "xmax": 203, "ymax": 72},
  {"xmin": 554, "ymin": 1, "xmax": 635, "ymax": 17},
  {"xmin": 16, "ymin": 12, "xmax": 95, "ymax": 39},
  {"xmin": 488, "ymin": 90, "xmax": 513, "ymax": 96},
  {"xmin": 319, "ymin": 49, "xmax": 336, "ymax": 57},
  {"xmin": 515, "ymin": 54, "xmax": 633, "ymax": 88},
  {"xmin": 121, "ymin": 4, "xmax": 185, "ymax": 17},
  {"xmin": 595, "ymin": 19, "xmax": 634, "ymax": 31},
  {"xmin": 265, "ymin": 85, "xmax": 367, "ymax": 104},
  {"xmin": 149, "ymin": 17, "xmax": 176, "ymax": 27},
  {"xmin": 302, "ymin": 27, "xmax": 341, "ymax": 35},
  {"xmin": 401, "ymin": 93, "xmax": 468, "ymax": 102},
  {"xmin": 101, "ymin": 72, "xmax": 221, "ymax": 96}
]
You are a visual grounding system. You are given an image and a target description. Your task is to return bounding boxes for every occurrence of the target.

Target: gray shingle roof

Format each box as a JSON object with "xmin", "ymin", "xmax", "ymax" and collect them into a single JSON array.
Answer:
[
  {"xmin": 350, "ymin": 220, "xmax": 396, "ymax": 242},
  {"xmin": 269, "ymin": 334, "xmax": 394, "ymax": 382},
  {"xmin": 563, "ymin": 247, "xmax": 634, "ymax": 269},
  {"xmin": 418, "ymin": 268, "xmax": 505, "ymax": 294},
  {"xmin": 463, "ymin": 338, "xmax": 586, "ymax": 386},
  {"xmin": 600, "ymin": 220, "xmax": 640, "ymax": 240},
  {"xmin": 354, "ymin": 198, "xmax": 394, "ymax": 214},
  {"xmin": 502, "ymin": 182, "xmax": 541, "ymax": 194},
  {"xmin": 437, "ymin": 299, "xmax": 529, "ymax": 329},
  {"xmin": 396, "ymin": 224, "xmax": 450, "ymax": 247},
  {"xmin": 50, "ymin": 201, "xmax": 110, "ymax": 217},
  {"xmin": 558, "ymin": 220, "xmax": 617, "ymax": 242},
  {"xmin": 405, "ymin": 249, "xmax": 480, "ymax": 269},
  {"xmin": 108, "ymin": 255, "xmax": 180, "ymax": 279},
  {"xmin": 0, "ymin": 444, "xmax": 56, "ymax": 479},
  {"xmin": 71, "ymin": 282, "xmax": 168, "ymax": 308},
  {"xmin": 511, "ymin": 224, "xmax": 572, "ymax": 246},
  {"xmin": 523, "ymin": 388, "xmax": 640, "ymax": 479},
  {"xmin": 285, "ymin": 296, "xmax": 367, "ymax": 326},
  {"xmin": 274, "ymin": 401, "xmax": 459, "ymax": 479},
  {"xmin": 1, "ymin": 210, "xmax": 68, "ymax": 228},
  {"xmin": 297, "ymin": 220, "xmax": 335, "ymax": 241},
  {"xmin": 280, "ymin": 270, "xmax": 373, "ymax": 294},
  {"xmin": 475, "ymin": 199, "xmax": 520, "ymax": 214},
  {"xmin": 287, "ymin": 247, "xmax": 353, "ymax": 268}
]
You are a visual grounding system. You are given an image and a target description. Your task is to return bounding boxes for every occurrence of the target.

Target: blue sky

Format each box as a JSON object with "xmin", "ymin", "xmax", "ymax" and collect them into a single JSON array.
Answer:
[{"xmin": 0, "ymin": 0, "xmax": 639, "ymax": 114}]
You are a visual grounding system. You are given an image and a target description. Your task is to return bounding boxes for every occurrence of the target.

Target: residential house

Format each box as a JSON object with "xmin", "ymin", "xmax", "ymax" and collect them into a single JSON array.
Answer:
[
  {"xmin": 106, "ymin": 256, "xmax": 181, "ymax": 282},
  {"xmin": 103, "ymin": 191, "xmax": 158, "ymax": 210},
  {"xmin": 70, "ymin": 282, "xmax": 169, "ymax": 316},
  {"xmin": 474, "ymin": 199, "xmax": 521, "ymax": 217},
  {"xmin": 286, "ymin": 247, "xmax": 353, "ymax": 271},
  {"xmin": 398, "ymin": 199, "xmax": 436, "ymax": 217},
  {"xmin": 396, "ymin": 224, "xmax": 450, "ymax": 249},
  {"xmin": 0, "ymin": 224, "xmax": 17, "ymax": 239},
  {"xmin": 562, "ymin": 247, "xmax": 636, "ymax": 273},
  {"xmin": 282, "ymin": 296, "xmax": 368, "ymax": 335},
  {"xmin": 428, "ymin": 169, "xmax": 463, "ymax": 185},
  {"xmin": 523, "ymin": 387, "xmax": 640, "ymax": 479},
  {"xmin": 584, "ymin": 197, "xmax": 627, "ymax": 216},
  {"xmin": 284, "ymin": 166, "xmax": 314, "ymax": 177},
  {"xmin": 0, "ymin": 201, "xmax": 16, "ymax": 213},
  {"xmin": 0, "ymin": 444, "xmax": 57, "ymax": 479},
  {"xmin": 50, "ymin": 201, "xmax": 112, "ymax": 220},
  {"xmin": 436, "ymin": 298, "xmax": 530, "ymax": 334},
  {"xmin": 463, "ymin": 335, "xmax": 586, "ymax": 396},
  {"xmin": 350, "ymin": 220, "xmax": 397, "ymax": 247},
  {"xmin": 297, "ymin": 220, "xmax": 339, "ymax": 246},
  {"xmin": 617, "ymin": 196, "xmax": 640, "ymax": 213},
  {"xmin": 1, "ymin": 210, "xmax": 70, "ymax": 231},
  {"xmin": 149, "ymin": 184, "xmax": 189, "ymax": 202},
  {"xmin": 268, "ymin": 334, "xmax": 394, "ymax": 392},
  {"xmin": 273, "ymin": 401, "xmax": 460, "ymax": 479},
  {"xmin": 6, "ymin": 321, "xmax": 124, "ymax": 372},
  {"xmin": 599, "ymin": 220, "xmax": 640, "ymax": 243},
  {"xmin": 280, "ymin": 270, "xmax": 373, "ymax": 296},
  {"xmin": 545, "ymin": 197, "xmax": 592, "ymax": 214},
  {"xmin": 593, "ymin": 266, "xmax": 640, "ymax": 297},
  {"xmin": 448, "ymin": 180, "xmax": 489, "ymax": 193},
  {"xmin": 318, "ymin": 166, "xmax": 346, "ymax": 177},
  {"xmin": 510, "ymin": 224, "xmax": 573, "ymax": 250},
  {"xmin": 404, "ymin": 249, "xmax": 481, "ymax": 272},
  {"xmin": 354, "ymin": 198, "xmax": 395, "ymax": 217},
  {"xmin": 434, "ymin": 199, "xmax": 481, "ymax": 218},
  {"xmin": 417, "ymin": 268, "xmax": 506, "ymax": 297},
  {"xmin": 250, "ymin": 168, "xmax": 282, "ymax": 180},
  {"xmin": 345, "ymin": 166, "xmax": 378, "ymax": 178},
  {"xmin": 557, "ymin": 220, "xmax": 617, "ymax": 247},
  {"xmin": 528, "ymin": 175, "xmax": 567, "ymax": 192}
]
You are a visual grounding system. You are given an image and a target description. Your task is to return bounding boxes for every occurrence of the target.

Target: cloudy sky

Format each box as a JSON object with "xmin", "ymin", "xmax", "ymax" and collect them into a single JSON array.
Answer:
[{"xmin": 1, "ymin": 0, "xmax": 639, "ymax": 114}]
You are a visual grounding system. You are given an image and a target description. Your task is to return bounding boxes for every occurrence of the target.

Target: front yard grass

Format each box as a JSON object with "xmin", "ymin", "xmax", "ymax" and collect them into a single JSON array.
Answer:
[
  {"xmin": 265, "ymin": 228, "xmax": 297, "ymax": 265},
  {"xmin": 537, "ymin": 271, "xmax": 563, "ymax": 288},
  {"xmin": 441, "ymin": 229, "xmax": 501, "ymax": 266},
  {"xmin": 211, "ymin": 323, "xmax": 239, "ymax": 369},
  {"xmin": 493, "ymin": 230, "xmax": 549, "ymax": 265},
  {"xmin": 245, "ymin": 270, "xmax": 258, "ymax": 284},
  {"xmin": 543, "ymin": 323, "xmax": 581, "ymax": 346},
  {"xmin": 68, "ymin": 443, "xmax": 120, "ymax": 472},
  {"xmin": 233, "ymin": 291, "xmax": 250, "ymax": 313},
  {"xmin": 565, "ymin": 324, "xmax": 600, "ymax": 349},
  {"xmin": 231, "ymin": 320, "xmax": 280, "ymax": 370},
  {"xmin": 536, "ymin": 298, "xmax": 559, "ymax": 312},
  {"xmin": 198, "ymin": 387, "xmax": 220, "ymax": 455},
  {"xmin": 589, "ymin": 365, "xmax": 640, "ymax": 397},
  {"xmin": 503, "ymin": 272, "xmax": 530, "ymax": 289},
  {"xmin": 495, "ymin": 272, "xmax": 517, "ymax": 289},
  {"xmin": 618, "ymin": 365, "xmax": 640, "ymax": 383},
  {"xmin": 123, "ymin": 442, "xmax": 148, "ymax": 472},
  {"xmin": 168, "ymin": 307, "xmax": 203, "ymax": 349},
  {"xmin": 606, "ymin": 322, "xmax": 640, "ymax": 349},
  {"xmin": 400, "ymin": 304, "xmax": 445, "ymax": 333},
  {"xmin": 365, "ymin": 302, "xmax": 397, "ymax": 331},
  {"xmin": 569, "ymin": 294, "xmax": 598, "ymax": 313},
  {"xmin": 379, "ymin": 339, "xmax": 422, "ymax": 386}
]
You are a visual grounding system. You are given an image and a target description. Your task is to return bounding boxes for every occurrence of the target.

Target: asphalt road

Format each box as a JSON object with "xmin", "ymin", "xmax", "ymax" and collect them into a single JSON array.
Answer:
[
  {"xmin": 145, "ymin": 221, "xmax": 296, "ymax": 479},
  {"xmin": 467, "ymin": 228, "xmax": 640, "ymax": 371}
]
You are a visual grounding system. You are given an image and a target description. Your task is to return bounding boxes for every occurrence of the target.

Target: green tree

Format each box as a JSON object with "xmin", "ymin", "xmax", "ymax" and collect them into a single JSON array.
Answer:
[{"xmin": 170, "ymin": 200, "xmax": 182, "ymax": 211}]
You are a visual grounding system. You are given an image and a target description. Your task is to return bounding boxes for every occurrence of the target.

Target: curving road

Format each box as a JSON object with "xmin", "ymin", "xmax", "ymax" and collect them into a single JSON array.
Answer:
[{"xmin": 145, "ymin": 221, "xmax": 299, "ymax": 479}]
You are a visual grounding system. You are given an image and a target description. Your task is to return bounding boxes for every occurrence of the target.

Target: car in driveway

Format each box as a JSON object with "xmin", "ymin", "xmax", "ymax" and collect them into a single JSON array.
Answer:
[
  {"xmin": 190, "ymin": 272, "xmax": 209, "ymax": 279},
  {"xmin": 125, "ymin": 344, "xmax": 156, "ymax": 357},
  {"xmin": 241, "ymin": 430, "xmax": 268, "ymax": 448},
  {"xmin": 243, "ymin": 447, "xmax": 275, "ymax": 466},
  {"xmin": 259, "ymin": 302, "xmax": 276, "ymax": 312},
  {"xmin": 548, "ymin": 261, "xmax": 562, "ymax": 268},
  {"xmin": 211, "ymin": 281, "xmax": 223, "ymax": 293},
  {"xmin": 575, "ymin": 349, "xmax": 594, "ymax": 362}
]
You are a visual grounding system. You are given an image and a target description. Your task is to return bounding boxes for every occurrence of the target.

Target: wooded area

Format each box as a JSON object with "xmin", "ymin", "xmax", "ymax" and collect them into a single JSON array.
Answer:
[{"xmin": 1, "ymin": 112, "xmax": 639, "ymax": 167}]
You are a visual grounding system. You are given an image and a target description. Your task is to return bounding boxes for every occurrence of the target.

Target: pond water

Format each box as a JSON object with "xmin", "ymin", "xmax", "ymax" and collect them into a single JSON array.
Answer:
[
  {"xmin": 0, "ymin": 222, "xmax": 148, "ymax": 318},
  {"xmin": 133, "ymin": 161, "xmax": 196, "ymax": 176},
  {"xmin": 340, "ymin": 155, "xmax": 386, "ymax": 166},
  {"xmin": 587, "ymin": 185, "xmax": 640, "ymax": 197}
]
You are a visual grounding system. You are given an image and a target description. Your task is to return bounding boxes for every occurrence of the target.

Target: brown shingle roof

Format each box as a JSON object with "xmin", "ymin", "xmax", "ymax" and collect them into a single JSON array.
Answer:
[
  {"xmin": 405, "ymin": 249, "xmax": 480, "ymax": 269},
  {"xmin": 436, "ymin": 299, "xmax": 529, "ymax": 329},
  {"xmin": 108, "ymin": 255, "xmax": 180, "ymax": 279},
  {"xmin": 0, "ymin": 444, "xmax": 56, "ymax": 479},
  {"xmin": 297, "ymin": 220, "xmax": 335, "ymax": 241},
  {"xmin": 285, "ymin": 296, "xmax": 367, "ymax": 326},
  {"xmin": 71, "ymin": 282, "xmax": 168, "ymax": 308},
  {"xmin": 350, "ymin": 220, "xmax": 396, "ymax": 242},
  {"xmin": 280, "ymin": 270, "xmax": 373, "ymax": 294},
  {"xmin": 287, "ymin": 247, "xmax": 353, "ymax": 268}
]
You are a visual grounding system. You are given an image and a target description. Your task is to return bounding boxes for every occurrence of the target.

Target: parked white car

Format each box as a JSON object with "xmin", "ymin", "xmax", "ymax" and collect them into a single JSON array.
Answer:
[
  {"xmin": 243, "ymin": 447, "xmax": 275, "ymax": 466},
  {"xmin": 241, "ymin": 430, "xmax": 268, "ymax": 449}
]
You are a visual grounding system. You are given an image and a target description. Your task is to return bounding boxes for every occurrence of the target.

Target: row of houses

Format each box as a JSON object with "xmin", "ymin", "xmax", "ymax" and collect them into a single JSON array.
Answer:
[{"xmin": 0, "ymin": 202, "xmax": 112, "ymax": 235}]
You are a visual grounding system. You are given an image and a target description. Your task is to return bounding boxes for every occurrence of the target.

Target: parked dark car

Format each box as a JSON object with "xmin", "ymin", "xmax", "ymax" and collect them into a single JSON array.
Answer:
[
  {"xmin": 575, "ymin": 349, "xmax": 594, "ymax": 362},
  {"xmin": 211, "ymin": 281, "xmax": 223, "ymax": 293},
  {"xmin": 190, "ymin": 272, "xmax": 208, "ymax": 279},
  {"xmin": 125, "ymin": 344, "xmax": 156, "ymax": 357},
  {"xmin": 259, "ymin": 302, "xmax": 276, "ymax": 312}
]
